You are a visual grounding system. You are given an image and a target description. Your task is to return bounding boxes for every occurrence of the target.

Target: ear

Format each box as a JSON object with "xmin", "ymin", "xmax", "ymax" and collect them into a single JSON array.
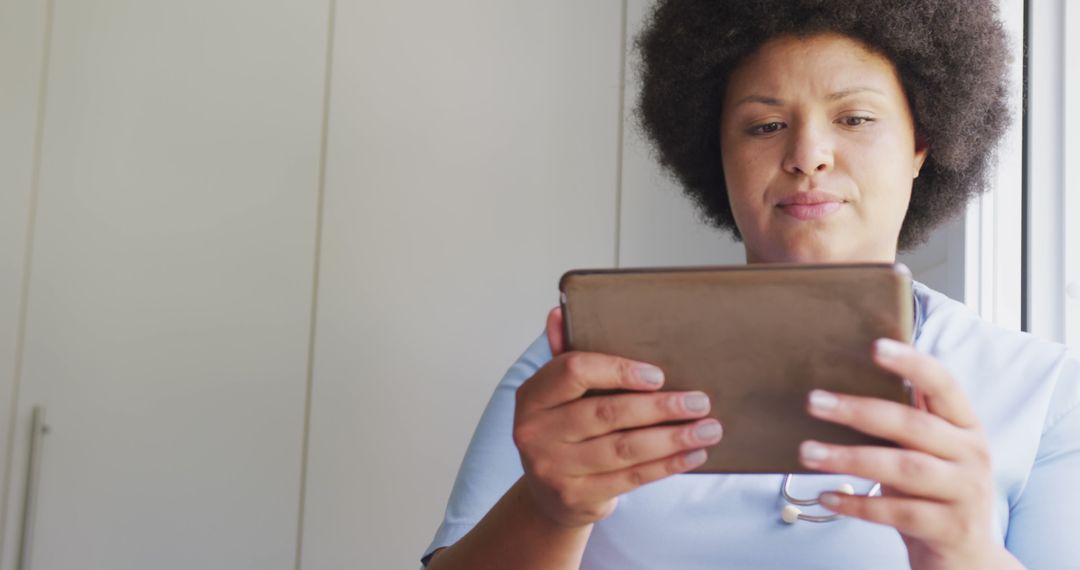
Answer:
[{"xmin": 913, "ymin": 133, "xmax": 930, "ymax": 179}]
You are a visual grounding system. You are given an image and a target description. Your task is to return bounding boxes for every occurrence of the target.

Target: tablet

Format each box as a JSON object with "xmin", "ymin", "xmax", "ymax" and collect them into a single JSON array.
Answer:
[{"xmin": 558, "ymin": 263, "xmax": 917, "ymax": 474}]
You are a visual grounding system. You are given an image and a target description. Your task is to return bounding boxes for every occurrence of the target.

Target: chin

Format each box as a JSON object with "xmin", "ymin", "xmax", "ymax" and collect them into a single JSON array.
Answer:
[
  {"xmin": 746, "ymin": 240, "xmax": 846, "ymax": 264},
  {"xmin": 749, "ymin": 247, "xmax": 895, "ymax": 265}
]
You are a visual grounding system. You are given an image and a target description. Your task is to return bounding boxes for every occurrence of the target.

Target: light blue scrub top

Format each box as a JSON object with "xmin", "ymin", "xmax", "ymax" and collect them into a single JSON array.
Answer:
[{"xmin": 422, "ymin": 282, "xmax": 1080, "ymax": 568}]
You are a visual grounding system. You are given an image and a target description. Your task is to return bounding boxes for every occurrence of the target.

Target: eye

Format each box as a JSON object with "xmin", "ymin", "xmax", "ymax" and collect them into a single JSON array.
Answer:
[
  {"xmin": 838, "ymin": 116, "xmax": 875, "ymax": 127},
  {"xmin": 748, "ymin": 121, "xmax": 786, "ymax": 135}
]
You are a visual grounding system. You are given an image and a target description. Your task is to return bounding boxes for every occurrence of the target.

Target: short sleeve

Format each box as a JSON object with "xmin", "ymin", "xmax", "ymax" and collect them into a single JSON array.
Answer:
[
  {"xmin": 1005, "ymin": 352, "xmax": 1080, "ymax": 567},
  {"xmin": 419, "ymin": 333, "xmax": 552, "ymax": 568}
]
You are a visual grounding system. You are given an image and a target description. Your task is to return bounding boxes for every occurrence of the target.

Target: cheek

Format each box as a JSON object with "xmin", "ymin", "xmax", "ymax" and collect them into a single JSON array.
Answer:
[
  {"xmin": 846, "ymin": 133, "xmax": 915, "ymax": 210},
  {"xmin": 722, "ymin": 140, "xmax": 773, "ymax": 206},
  {"xmin": 722, "ymin": 159, "xmax": 768, "ymax": 231},
  {"xmin": 720, "ymin": 138, "xmax": 746, "ymax": 210}
]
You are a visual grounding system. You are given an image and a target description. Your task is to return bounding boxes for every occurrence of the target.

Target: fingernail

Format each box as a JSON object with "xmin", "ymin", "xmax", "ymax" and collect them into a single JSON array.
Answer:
[
  {"xmin": 635, "ymin": 365, "xmax": 664, "ymax": 386},
  {"xmin": 695, "ymin": 421, "xmax": 723, "ymax": 442},
  {"xmin": 684, "ymin": 449, "xmax": 707, "ymax": 467},
  {"xmin": 808, "ymin": 390, "xmax": 838, "ymax": 412},
  {"xmin": 683, "ymin": 392, "xmax": 710, "ymax": 412},
  {"xmin": 800, "ymin": 441, "xmax": 830, "ymax": 464},
  {"xmin": 874, "ymin": 338, "xmax": 906, "ymax": 360},
  {"xmin": 819, "ymin": 493, "xmax": 841, "ymax": 509}
]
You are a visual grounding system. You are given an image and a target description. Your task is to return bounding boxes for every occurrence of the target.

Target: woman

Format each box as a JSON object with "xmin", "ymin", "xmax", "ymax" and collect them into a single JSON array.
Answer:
[{"xmin": 422, "ymin": 1, "xmax": 1080, "ymax": 568}]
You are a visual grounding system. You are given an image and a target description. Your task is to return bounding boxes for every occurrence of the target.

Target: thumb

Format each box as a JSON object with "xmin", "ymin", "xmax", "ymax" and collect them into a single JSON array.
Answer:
[{"xmin": 545, "ymin": 306, "xmax": 566, "ymax": 356}]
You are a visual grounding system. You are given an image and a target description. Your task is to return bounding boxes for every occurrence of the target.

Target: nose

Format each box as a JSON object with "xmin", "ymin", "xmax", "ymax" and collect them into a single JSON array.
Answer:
[{"xmin": 782, "ymin": 122, "xmax": 834, "ymax": 176}]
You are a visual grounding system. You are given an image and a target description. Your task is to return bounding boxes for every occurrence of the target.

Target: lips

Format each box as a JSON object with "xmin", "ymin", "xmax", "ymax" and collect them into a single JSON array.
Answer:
[{"xmin": 776, "ymin": 191, "xmax": 846, "ymax": 221}]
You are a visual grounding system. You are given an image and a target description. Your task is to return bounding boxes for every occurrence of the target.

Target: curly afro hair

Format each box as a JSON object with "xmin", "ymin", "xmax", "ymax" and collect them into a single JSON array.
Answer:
[{"xmin": 635, "ymin": 0, "xmax": 1011, "ymax": 250}]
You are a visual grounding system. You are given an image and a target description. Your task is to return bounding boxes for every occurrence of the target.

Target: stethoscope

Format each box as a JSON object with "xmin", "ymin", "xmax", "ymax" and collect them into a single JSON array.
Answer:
[{"xmin": 779, "ymin": 474, "xmax": 882, "ymax": 524}]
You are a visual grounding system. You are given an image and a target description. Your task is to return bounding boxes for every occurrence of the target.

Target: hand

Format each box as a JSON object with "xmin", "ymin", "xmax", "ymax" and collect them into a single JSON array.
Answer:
[
  {"xmin": 798, "ymin": 338, "xmax": 1022, "ymax": 569},
  {"xmin": 512, "ymin": 307, "xmax": 723, "ymax": 528}
]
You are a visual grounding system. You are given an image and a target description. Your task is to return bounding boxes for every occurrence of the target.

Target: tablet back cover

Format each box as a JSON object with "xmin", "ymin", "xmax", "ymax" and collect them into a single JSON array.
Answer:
[{"xmin": 559, "ymin": 263, "xmax": 913, "ymax": 474}]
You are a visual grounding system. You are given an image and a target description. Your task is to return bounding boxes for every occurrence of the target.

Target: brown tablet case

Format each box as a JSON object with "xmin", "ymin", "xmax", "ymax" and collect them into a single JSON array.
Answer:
[{"xmin": 558, "ymin": 263, "xmax": 915, "ymax": 474}]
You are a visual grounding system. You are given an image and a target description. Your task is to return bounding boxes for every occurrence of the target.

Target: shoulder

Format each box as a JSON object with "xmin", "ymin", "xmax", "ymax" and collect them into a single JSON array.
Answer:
[
  {"xmin": 912, "ymin": 281, "xmax": 1080, "ymax": 434},
  {"xmin": 913, "ymin": 280, "xmax": 1069, "ymax": 372},
  {"xmin": 495, "ymin": 331, "xmax": 554, "ymax": 391}
]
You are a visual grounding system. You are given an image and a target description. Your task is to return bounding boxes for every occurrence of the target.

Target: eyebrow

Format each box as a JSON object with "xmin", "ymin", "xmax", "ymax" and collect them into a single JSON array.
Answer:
[
  {"xmin": 826, "ymin": 87, "xmax": 885, "ymax": 101},
  {"xmin": 733, "ymin": 87, "xmax": 886, "ymax": 107}
]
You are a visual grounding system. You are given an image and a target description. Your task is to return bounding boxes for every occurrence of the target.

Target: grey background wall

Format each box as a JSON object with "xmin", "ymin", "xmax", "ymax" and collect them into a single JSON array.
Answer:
[
  {"xmin": 0, "ymin": 1, "xmax": 1020, "ymax": 569},
  {"xmin": 299, "ymin": 2, "xmax": 623, "ymax": 568}
]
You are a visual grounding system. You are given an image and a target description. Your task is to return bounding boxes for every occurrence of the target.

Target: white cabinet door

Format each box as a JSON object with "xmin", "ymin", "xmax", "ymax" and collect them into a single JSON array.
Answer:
[
  {"xmin": 0, "ymin": 1, "xmax": 330, "ymax": 569},
  {"xmin": 0, "ymin": 0, "xmax": 50, "ymax": 552},
  {"xmin": 300, "ymin": 2, "xmax": 623, "ymax": 568}
]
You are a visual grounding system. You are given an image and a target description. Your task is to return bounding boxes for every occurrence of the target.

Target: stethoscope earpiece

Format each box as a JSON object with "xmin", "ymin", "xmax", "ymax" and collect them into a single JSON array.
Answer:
[
  {"xmin": 781, "ymin": 504, "xmax": 802, "ymax": 524},
  {"xmin": 779, "ymin": 474, "xmax": 880, "ymax": 524}
]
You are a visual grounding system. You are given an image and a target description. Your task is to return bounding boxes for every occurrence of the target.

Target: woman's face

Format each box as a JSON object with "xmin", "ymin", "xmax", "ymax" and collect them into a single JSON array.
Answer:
[{"xmin": 720, "ymin": 33, "xmax": 928, "ymax": 264}]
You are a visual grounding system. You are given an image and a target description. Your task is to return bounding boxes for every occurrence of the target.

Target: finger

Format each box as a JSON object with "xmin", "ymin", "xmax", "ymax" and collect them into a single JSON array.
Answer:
[
  {"xmin": 816, "ymin": 491, "xmax": 958, "ymax": 543},
  {"xmin": 873, "ymin": 338, "xmax": 979, "ymax": 428},
  {"xmin": 546, "ymin": 306, "xmax": 565, "ymax": 356},
  {"xmin": 568, "ymin": 419, "xmax": 722, "ymax": 475},
  {"xmin": 581, "ymin": 447, "xmax": 710, "ymax": 498},
  {"xmin": 550, "ymin": 390, "xmax": 712, "ymax": 442},
  {"xmin": 806, "ymin": 390, "xmax": 971, "ymax": 460},
  {"xmin": 516, "ymin": 352, "xmax": 664, "ymax": 412},
  {"xmin": 799, "ymin": 440, "xmax": 961, "ymax": 501}
]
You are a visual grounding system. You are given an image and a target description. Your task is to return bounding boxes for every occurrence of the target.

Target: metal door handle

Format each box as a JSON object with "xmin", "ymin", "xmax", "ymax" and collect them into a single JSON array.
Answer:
[{"xmin": 17, "ymin": 406, "xmax": 48, "ymax": 570}]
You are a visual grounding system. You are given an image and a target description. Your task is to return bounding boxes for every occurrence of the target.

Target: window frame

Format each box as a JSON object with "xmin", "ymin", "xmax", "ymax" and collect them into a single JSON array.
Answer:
[
  {"xmin": 1064, "ymin": 0, "xmax": 1079, "ymax": 347},
  {"xmin": 1026, "ymin": 0, "xmax": 1070, "ymax": 345},
  {"xmin": 960, "ymin": 0, "xmax": 1025, "ymax": 331}
]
